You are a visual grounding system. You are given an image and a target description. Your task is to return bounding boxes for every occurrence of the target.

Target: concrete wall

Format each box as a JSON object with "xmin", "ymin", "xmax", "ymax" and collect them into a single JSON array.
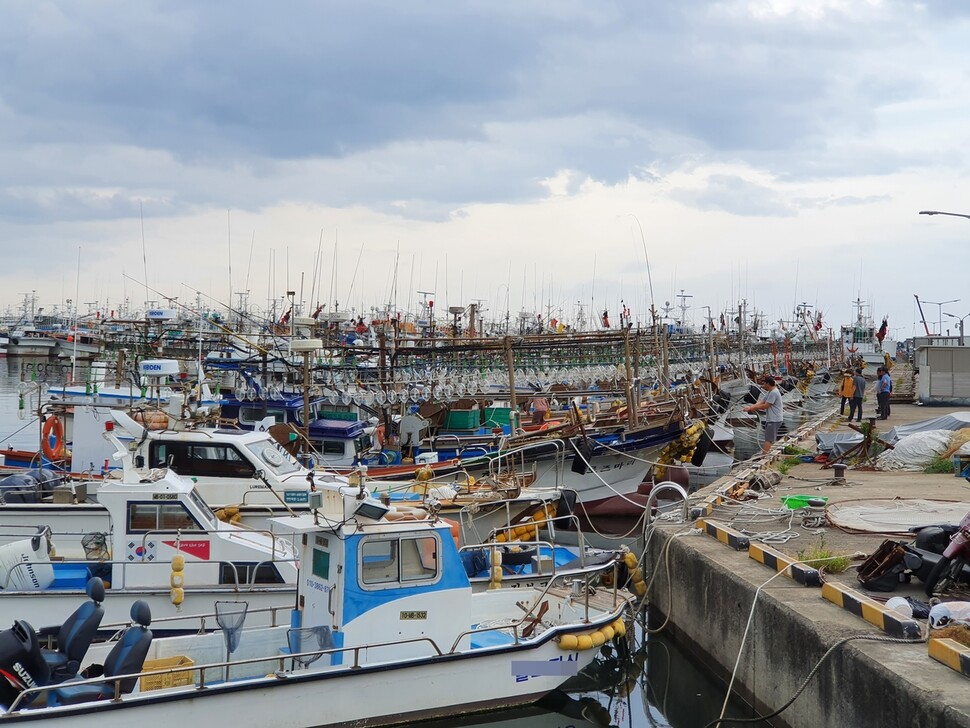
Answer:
[{"xmin": 646, "ymin": 528, "xmax": 970, "ymax": 728}]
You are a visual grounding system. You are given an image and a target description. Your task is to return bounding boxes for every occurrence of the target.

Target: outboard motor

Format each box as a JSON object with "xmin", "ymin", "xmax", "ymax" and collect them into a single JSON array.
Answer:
[{"xmin": 0, "ymin": 620, "xmax": 49, "ymax": 709}]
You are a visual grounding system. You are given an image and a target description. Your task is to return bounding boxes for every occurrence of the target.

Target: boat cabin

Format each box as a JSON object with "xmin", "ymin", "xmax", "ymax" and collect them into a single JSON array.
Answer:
[{"xmin": 278, "ymin": 505, "xmax": 473, "ymax": 662}]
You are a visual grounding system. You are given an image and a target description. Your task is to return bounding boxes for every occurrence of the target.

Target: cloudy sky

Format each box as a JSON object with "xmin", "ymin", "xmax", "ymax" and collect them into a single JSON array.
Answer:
[{"xmin": 1, "ymin": 0, "xmax": 968, "ymax": 338}]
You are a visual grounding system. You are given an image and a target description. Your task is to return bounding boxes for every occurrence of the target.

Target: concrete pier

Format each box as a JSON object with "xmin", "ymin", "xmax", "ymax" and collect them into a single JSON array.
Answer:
[{"xmin": 647, "ymin": 402, "xmax": 970, "ymax": 728}]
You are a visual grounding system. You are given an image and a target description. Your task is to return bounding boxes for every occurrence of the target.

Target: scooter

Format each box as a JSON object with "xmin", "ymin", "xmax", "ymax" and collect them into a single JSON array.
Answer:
[{"xmin": 921, "ymin": 506, "xmax": 970, "ymax": 597}]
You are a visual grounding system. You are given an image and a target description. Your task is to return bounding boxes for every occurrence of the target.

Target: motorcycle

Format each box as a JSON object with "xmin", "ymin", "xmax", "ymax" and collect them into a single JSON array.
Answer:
[{"xmin": 918, "ymin": 508, "xmax": 970, "ymax": 597}]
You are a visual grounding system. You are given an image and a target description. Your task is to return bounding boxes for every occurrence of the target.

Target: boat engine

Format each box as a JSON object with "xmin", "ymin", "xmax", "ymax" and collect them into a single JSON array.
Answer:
[{"xmin": 0, "ymin": 620, "xmax": 49, "ymax": 709}]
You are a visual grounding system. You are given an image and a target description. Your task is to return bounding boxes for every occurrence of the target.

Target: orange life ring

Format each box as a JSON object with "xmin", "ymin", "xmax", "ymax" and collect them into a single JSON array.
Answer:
[
  {"xmin": 375, "ymin": 424, "xmax": 386, "ymax": 449},
  {"xmin": 42, "ymin": 415, "xmax": 66, "ymax": 460}
]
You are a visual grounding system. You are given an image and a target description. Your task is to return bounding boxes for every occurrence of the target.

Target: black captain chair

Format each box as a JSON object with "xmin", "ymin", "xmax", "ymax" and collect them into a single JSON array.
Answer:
[
  {"xmin": 41, "ymin": 577, "xmax": 106, "ymax": 682},
  {"xmin": 51, "ymin": 600, "xmax": 153, "ymax": 706}
]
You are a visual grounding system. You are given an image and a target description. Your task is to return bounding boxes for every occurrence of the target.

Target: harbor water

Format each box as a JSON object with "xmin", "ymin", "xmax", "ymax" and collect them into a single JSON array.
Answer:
[{"xmin": 0, "ymin": 360, "xmax": 765, "ymax": 728}]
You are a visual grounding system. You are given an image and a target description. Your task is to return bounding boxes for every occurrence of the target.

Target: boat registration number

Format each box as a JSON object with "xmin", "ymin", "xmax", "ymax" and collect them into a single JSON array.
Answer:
[{"xmin": 400, "ymin": 611, "xmax": 427, "ymax": 620}]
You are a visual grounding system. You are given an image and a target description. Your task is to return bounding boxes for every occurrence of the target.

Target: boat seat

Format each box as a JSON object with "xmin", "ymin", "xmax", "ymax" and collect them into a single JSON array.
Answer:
[
  {"xmin": 50, "ymin": 600, "xmax": 153, "ymax": 706},
  {"xmin": 41, "ymin": 577, "xmax": 105, "ymax": 682}
]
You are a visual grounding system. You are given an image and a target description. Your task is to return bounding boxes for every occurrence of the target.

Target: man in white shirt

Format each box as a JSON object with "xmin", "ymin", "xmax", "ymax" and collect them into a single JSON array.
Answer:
[{"xmin": 744, "ymin": 377, "xmax": 784, "ymax": 454}]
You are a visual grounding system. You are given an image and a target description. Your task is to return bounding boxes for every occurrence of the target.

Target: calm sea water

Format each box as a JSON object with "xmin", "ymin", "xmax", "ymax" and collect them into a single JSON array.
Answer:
[{"xmin": 0, "ymin": 357, "xmax": 762, "ymax": 728}]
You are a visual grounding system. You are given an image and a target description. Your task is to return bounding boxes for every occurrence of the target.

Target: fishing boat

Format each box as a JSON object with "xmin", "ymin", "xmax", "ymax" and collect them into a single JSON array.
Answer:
[
  {"xmin": 0, "ymin": 473, "xmax": 632, "ymax": 726},
  {"xmin": 0, "ymin": 421, "xmax": 300, "ymax": 629},
  {"xmin": 5, "ymin": 328, "xmax": 57, "ymax": 358}
]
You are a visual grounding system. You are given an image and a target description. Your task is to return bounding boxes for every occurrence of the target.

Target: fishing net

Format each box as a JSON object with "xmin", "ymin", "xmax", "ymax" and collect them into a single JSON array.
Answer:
[
  {"xmin": 215, "ymin": 600, "xmax": 248, "ymax": 654},
  {"xmin": 81, "ymin": 532, "xmax": 109, "ymax": 560},
  {"xmin": 286, "ymin": 626, "xmax": 333, "ymax": 668}
]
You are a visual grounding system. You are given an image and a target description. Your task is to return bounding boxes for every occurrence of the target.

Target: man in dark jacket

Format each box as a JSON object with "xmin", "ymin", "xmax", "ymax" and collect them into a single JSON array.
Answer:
[{"xmin": 848, "ymin": 368, "xmax": 866, "ymax": 422}]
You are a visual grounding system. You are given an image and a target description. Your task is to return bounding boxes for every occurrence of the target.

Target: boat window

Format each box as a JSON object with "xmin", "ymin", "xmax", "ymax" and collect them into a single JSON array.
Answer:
[
  {"xmin": 239, "ymin": 407, "xmax": 289, "ymax": 426},
  {"xmin": 355, "ymin": 435, "xmax": 373, "ymax": 453},
  {"xmin": 320, "ymin": 440, "xmax": 346, "ymax": 456},
  {"xmin": 151, "ymin": 442, "xmax": 257, "ymax": 478},
  {"xmin": 245, "ymin": 441, "xmax": 301, "ymax": 476},
  {"xmin": 401, "ymin": 537, "xmax": 438, "ymax": 582},
  {"xmin": 312, "ymin": 548, "xmax": 330, "ymax": 579},
  {"xmin": 361, "ymin": 539, "xmax": 397, "ymax": 584},
  {"xmin": 219, "ymin": 562, "xmax": 284, "ymax": 585},
  {"xmin": 127, "ymin": 502, "xmax": 203, "ymax": 533},
  {"xmin": 359, "ymin": 535, "xmax": 440, "ymax": 587},
  {"xmin": 186, "ymin": 489, "xmax": 217, "ymax": 527}
]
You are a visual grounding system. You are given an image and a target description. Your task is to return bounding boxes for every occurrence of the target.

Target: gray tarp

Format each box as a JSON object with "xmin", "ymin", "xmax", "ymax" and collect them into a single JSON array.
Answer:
[
  {"xmin": 885, "ymin": 412, "xmax": 970, "ymax": 445},
  {"xmin": 815, "ymin": 431, "xmax": 864, "ymax": 457}
]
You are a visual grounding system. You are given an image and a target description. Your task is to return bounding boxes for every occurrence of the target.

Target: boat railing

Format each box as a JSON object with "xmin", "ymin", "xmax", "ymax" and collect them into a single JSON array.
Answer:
[
  {"xmin": 447, "ymin": 555, "xmax": 628, "ymax": 653},
  {"xmin": 0, "ymin": 554, "xmax": 299, "ymax": 593},
  {"xmin": 457, "ymin": 507, "xmax": 588, "ymax": 564},
  {"xmin": 459, "ymin": 538, "xmax": 559, "ymax": 576},
  {"xmin": 3, "ymin": 635, "xmax": 449, "ymax": 715},
  {"xmin": 95, "ymin": 603, "xmax": 292, "ymax": 635},
  {"xmin": 486, "ymin": 439, "xmax": 565, "ymax": 486}
]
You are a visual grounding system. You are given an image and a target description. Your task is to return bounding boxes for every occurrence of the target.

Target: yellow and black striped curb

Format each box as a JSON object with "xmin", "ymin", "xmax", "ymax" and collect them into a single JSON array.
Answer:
[
  {"xmin": 928, "ymin": 638, "xmax": 970, "ymax": 678},
  {"xmin": 821, "ymin": 582, "xmax": 921, "ymax": 639},
  {"xmin": 748, "ymin": 542, "xmax": 821, "ymax": 587},
  {"xmin": 689, "ymin": 494, "xmax": 725, "ymax": 520},
  {"xmin": 696, "ymin": 518, "xmax": 750, "ymax": 551}
]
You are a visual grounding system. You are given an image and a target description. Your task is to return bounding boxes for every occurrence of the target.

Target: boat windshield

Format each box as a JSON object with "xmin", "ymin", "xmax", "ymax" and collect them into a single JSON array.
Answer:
[
  {"xmin": 187, "ymin": 488, "xmax": 218, "ymax": 527},
  {"xmin": 245, "ymin": 440, "xmax": 302, "ymax": 476}
]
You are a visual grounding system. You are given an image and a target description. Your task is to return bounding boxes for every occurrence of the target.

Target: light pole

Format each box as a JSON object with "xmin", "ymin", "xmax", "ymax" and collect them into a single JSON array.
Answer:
[
  {"xmin": 945, "ymin": 312, "xmax": 970, "ymax": 346},
  {"xmin": 923, "ymin": 299, "xmax": 959, "ymax": 336},
  {"xmin": 919, "ymin": 210, "xmax": 970, "ymax": 221}
]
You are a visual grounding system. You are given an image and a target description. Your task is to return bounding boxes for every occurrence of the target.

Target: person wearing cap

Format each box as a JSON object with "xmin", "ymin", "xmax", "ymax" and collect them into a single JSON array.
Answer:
[
  {"xmin": 744, "ymin": 376, "xmax": 784, "ymax": 454},
  {"xmin": 837, "ymin": 369, "xmax": 854, "ymax": 416}
]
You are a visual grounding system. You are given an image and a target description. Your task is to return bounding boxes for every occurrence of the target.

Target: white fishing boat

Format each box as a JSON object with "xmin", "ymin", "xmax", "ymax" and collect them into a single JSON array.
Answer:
[
  {"xmin": 13, "ymin": 405, "xmax": 348, "ymax": 530},
  {"xmin": 0, "ymin": 473, "xmax": 632, "ymax": 726},
  {"xmin": 5, "ymin": 328, "xmax": 57, "ymax": 357},
  {"xmin": 0, "ymin": 423, "xmax": 300, "ymax": 629}
]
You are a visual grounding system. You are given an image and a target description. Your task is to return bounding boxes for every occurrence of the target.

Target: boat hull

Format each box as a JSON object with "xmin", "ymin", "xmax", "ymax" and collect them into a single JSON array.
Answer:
[{"xmin": 6, "ymin": 634, "xmax": 599, "ymax": 727}]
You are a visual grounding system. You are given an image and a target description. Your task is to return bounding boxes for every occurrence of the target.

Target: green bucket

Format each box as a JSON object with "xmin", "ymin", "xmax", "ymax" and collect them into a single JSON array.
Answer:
[{"xmin": 781, "ymin": 494, "xmax": 828, "ymax": 510}]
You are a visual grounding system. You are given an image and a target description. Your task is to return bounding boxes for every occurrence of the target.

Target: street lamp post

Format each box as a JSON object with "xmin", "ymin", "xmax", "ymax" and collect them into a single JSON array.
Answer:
[
  {"xmin": 922, "ymin": 298, "xmax": 959, "ymax": 336},
  {"xmin": 945, "ymin": 312, "xmax": 970, "ymax": 346},
  {"xmin": 919, "ymin": 210, "xmax": 970, "ymax": 221}
]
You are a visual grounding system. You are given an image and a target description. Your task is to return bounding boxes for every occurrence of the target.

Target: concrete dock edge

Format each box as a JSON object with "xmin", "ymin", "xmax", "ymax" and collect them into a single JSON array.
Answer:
[{"xmin": 646, "ymin": 524, "xmax": 970, "ymax": 728}]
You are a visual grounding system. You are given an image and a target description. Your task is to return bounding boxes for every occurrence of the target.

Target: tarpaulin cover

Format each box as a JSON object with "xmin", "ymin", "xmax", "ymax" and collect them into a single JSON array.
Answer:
[
  {"xmin": 815, "ymin": 432, "xmax": 864, "ymax": 457},
  {"xmin": 885, "ymin": 412, "xmax": 970, "ymax": 445},
  {"xmin": 876, "ymin": 430, "xmax": 952, "ymax": 471}
]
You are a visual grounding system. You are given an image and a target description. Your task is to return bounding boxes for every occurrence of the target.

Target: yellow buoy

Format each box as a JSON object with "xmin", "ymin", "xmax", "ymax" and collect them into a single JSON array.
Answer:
[
  {"xmin": 559, "ymin": 634, "xmax": 579, "ymax": 651},
  {"xmin": 590, "ymin": 631, "xmax": 606, "ymax": 647},
  {"xmin": 576, "ymin": 634, "xmax": 594, "ymax": 650},
  {"xmin": 170, "ymin": 586, "xmax": 184, "ymax": 606}
]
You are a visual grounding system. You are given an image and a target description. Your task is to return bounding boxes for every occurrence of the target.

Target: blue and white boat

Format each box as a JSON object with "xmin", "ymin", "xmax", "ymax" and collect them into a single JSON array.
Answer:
[{"xmin": 0, "ymin": 467, "xmax": 632, "ymax": 726}]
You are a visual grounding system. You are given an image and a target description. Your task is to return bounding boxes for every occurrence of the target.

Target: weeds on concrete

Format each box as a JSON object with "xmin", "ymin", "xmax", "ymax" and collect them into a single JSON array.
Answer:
[
  {"xmin": 797, "ymin": 538, "xmax": 850, "ymax": 574},
  {"xmin": 925, "ymin": 454, "xmax": 956, "ymax": 474}
]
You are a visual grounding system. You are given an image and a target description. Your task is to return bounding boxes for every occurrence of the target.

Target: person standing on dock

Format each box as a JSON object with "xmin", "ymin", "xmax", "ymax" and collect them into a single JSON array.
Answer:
[
  {"xmin": 848, "ymin": 367, "xmax": 866, "ymax": 422},
  {"xmin": 877, "ymin": 367, "xmax": 892, "ymax": 420},
  {"xmin": 838, "ymin": 370, "xmax": 854, "ymax": 416},
  {"xmin": 743, "ymin": 376, "xmax": 783, "ymax": 454}
]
